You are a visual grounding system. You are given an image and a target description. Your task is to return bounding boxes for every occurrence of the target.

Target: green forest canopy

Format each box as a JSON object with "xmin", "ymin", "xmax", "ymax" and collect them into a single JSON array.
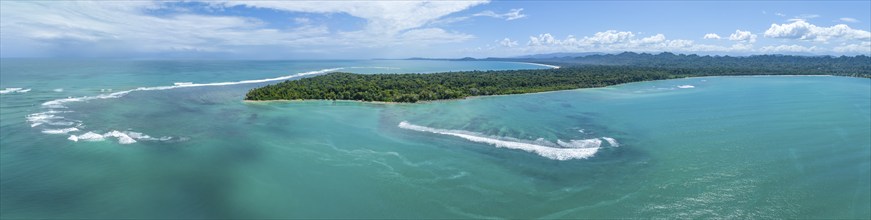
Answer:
[{"xmin": 245, "ymin": 53, "xmax": 871, "ymax": 103}]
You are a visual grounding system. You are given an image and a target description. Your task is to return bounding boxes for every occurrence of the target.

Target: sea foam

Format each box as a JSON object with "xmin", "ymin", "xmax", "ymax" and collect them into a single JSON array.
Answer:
[
  {"xmin": 103, "ymin": 131, "xmax": 137, "ymax": 144},
  {"xmin": 69, "ymin": 132, "xmax": 105, "ymax": 142},
  {"xmin": 32, "ymin": 67, "xmax": 346, "ymax": 144},
  {"xmin": 0, "ymin": 88, "xmax": 30, "ymax": 94},
  {"xmin": 398, "ymin": 121, "xmax": 606, "ymax": 160},
  {"xmin": 66, "ymin": 130, "xmax": 154, "ymax": 144},
  {"xmin": 42, "ymin": 127, "xmax": 79, "ymax": 134},
  {"xmin": 677, "ymin": 85, "xmax": 695, "ymax": 89},
  {"xmin": 41, "ymin": 67, "xmax": 343, "ymax": 109},
  {"xmin": 601, "ymin": 137, "xmax": 619, "ymax": 147}
]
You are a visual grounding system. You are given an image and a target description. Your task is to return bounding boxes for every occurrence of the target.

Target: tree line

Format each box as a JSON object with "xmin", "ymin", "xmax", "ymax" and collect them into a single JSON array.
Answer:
[{"xmin": 245, "ymin": 54, "xmax": 870, "ymax": 103}]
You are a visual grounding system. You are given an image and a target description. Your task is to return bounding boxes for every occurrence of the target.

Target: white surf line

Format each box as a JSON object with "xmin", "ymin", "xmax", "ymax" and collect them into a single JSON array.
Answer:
[
  {"xmin": 0, "ymin": 88, "xmax": 31, "ymax": 94},
  {"xmin": 514, "ymin": 62, "xmax": 561, "ymax": 69},
  {"xmin": 32, "ymin": 67, "xmax": 346, "ymax": 144},
  {"xmin": 41, "ymin": 67, "xmax": 344, "ymax": 108},
  {"xmin": 398, "ymin": 121, "xmax": 615, "ymax": 160},
  {"xmin": 347, "ymin": 66, "xmax": 401, "ymax": 70},
  {"xmin": 601, "ymin": 137, "xmax": 619, "ymax": 147}
]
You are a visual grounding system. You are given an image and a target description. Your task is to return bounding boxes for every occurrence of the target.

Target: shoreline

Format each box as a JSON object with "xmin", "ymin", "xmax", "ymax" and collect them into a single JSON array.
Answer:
[
  {"xmin": 244, "ymin": 99, "xmax": 402, "ymax": 105},
  {"xmin": 514, "ymin": 62, "xmax": 561, "ymax": 69},
  {"xmin": 243, "ymin": 74, "xmax": 853, "ymax": 105}
]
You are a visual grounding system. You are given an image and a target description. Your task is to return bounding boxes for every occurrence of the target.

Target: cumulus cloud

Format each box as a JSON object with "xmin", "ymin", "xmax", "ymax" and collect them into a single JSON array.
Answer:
[
  {"xmin": 764, "ymin": 20, "xmax": 871, "ymax": 42},
  {"xmin": 833, "ymin": 42, "xmax": 871, "ymax": 54},
  {"xmin": 498, "ymin": 38, "xmax": 518, "ymax": 47},
  {"xmin": 525, "ymin": 31, "xmax": 723, "ymax": 53},
  {"xmin": 840, "ymin": 17, "xmax": 859, "ymax": 23},
  {"xmin": 759, "ymin": 44, "xmax": 817, "ymax": 53},
  {"xmin": 729, "ymin": 30, "xmax": 757, "ymax": 43},
  {"xmin": 587, "ymin": 30, "xmax": 635, "ymax": 44},
  {"xmin": 527, "ymin": 30, "xmax": 638, "ymax": 48},
  {"xmin": 473, "ymin": 8, "xmax": 526, "ymax": 21},
  {"xmin": 639, "ymin": 34, "xmax": 666, "ymax": 44},
  {"xmin": 703, "ymin": 33, "xmax": 721, "ymax": 39}
]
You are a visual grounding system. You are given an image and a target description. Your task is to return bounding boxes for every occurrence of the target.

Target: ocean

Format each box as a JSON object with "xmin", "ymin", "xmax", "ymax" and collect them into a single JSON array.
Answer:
[{"xmin": 1, "ymin": 59, "xmax": 869, "ymax": 218}]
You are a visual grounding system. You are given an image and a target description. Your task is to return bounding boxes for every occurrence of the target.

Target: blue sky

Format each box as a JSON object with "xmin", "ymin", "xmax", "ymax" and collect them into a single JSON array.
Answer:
[{"xmin": 1, "ymin": 1, "xmax": 869, "ymax": 59}]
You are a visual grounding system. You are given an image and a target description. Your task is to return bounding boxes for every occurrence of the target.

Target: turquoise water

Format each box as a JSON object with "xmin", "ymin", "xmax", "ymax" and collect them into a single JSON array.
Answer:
[{"xmin": 1, "ymin": 60, "xmax": 869, "ymax": 218}]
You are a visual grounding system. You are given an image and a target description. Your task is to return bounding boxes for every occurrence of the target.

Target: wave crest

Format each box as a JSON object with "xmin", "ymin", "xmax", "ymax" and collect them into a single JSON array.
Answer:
[
  {"xmin": 31, "ymin": 67, "xmax": 345, "ymax": 144},
  {"xmin": 0, "ymin": 88, "xmax": 30, "ymax": 94},
  {"xmin": 398, "ymin": 121, "xmax": 611, "ymax": 160}
]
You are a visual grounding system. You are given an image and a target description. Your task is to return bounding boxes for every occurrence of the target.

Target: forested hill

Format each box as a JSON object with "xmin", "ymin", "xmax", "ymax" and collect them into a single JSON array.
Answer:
[
  {"xmin": 245, "ymin": 58, "xmax": 870, "ymax": 103},
  {"xmin": 488, "ymin": 52, "xmax": 871, "ymax": 78}
]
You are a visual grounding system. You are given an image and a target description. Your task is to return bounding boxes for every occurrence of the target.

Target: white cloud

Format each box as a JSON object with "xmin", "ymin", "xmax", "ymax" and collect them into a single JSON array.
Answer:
[
  {"xmin": 528, "ymin": 33, "xmax": 557, "ymax": 46},
  {"xmin": 0, "ymin": 1, "xmax": 488, "ymax": 58},
  {"xmin": 775, "ymin": 12, "xmax": 786, "ymax": 17},
  {"xmin": 759, "ymin": 44, "xmax": 817, "ymax": 53},
  {"xmin": 833, "ymin": 42, "xmax": 871, "ymax": 54},
  {"xmin": 432, "ymin": 8, "xmax": 526, "ymax": 25},
  {"xmin": 703, "ymin": 33, "xmax": 721, "ymax": 39},
  {"xmin": 498, "ymin": 38, "xmax": 518, "ymax": 47},
  {"xmin": 639, "ymin": 34, "xmax": 666, "ymax": 44},
  {"xmin": 586, "ymin": 30, "xmax": 635, "ymax": 44},
  {"xmin": 666, "ymin": 39, "xmax": 694, "ymax": 48},
  {"xmin": 840, "ymin": 17, "xmax": 860, "ymax": 23},
  {"xmin": 473, "ymin": 8, "xmax": 526, "ymax": 21},
  {"xmin": 764, "ymin": 20, "xmax": 871, "ymax": 42},
  {"xmin": 525, "ymin": 31, "xmax": 721, "ymax": 53},
  {"xmin": 729, "ymin": 30, "xmax": 757, "ymax": 43},
  {"xmin": 214, "ymin": 1, "xmax": 488, "ymax": 35}
]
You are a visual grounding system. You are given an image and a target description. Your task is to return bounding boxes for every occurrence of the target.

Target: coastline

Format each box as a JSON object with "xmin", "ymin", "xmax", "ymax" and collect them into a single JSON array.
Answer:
[
  {"xmin": 514, "ymin": 62, "xmax": 561, "ymax": 69},
  {"xmin": 243, "ymin": 99, "xmax": 402, "ymax": 105},
  {"xmin": 243, "ymin": 74, "xmax": 850, "ymax": 105}
]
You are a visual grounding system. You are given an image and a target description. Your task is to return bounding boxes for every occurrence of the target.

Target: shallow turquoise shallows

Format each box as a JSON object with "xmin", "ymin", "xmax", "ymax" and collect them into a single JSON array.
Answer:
[{"xmin": 1, "ymin": 59, "xmax": 869, "ymax": 218}]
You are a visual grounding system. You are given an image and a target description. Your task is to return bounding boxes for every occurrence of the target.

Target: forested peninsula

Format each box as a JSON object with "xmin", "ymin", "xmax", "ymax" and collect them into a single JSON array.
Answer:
[{"xmin": 245, "ymin": 53, "xmax": 871, "ymax": 103}]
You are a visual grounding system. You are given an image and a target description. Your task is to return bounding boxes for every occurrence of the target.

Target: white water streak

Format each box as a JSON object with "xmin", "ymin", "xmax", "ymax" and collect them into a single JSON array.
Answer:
[
  {"xmin": 398, "ymin": 121, "xmax": 602, "ymax": 160},
  {"xmin": 0, "ymin": 88, "xmax": 30, "ymax": 94},
  {"xmin": 34, "ymin": 67, "xmax": 345, "ymax": 144},
  {"xmin": 516, "ymin": 62, "xmax": 561, "ymax": 69},
  {"xmin": 42, "ymin": 68, "xmax": 343, "ymax": 108}
]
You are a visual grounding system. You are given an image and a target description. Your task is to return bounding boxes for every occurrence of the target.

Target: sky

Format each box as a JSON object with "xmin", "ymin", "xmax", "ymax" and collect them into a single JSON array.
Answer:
[{"xmin": 1, "ymin": 1, "xmax": 869, "ymax": 59}]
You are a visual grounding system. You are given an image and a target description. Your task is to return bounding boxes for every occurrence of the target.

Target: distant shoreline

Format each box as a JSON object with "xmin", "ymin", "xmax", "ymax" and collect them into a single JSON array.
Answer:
[{"xmin": 515, "ymin": 62, "xmax": 561, "ymax": 69}]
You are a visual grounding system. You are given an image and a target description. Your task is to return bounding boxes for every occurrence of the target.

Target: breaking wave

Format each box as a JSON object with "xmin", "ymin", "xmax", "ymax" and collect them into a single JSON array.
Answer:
[
  {"xmin": 677, "ymin": 85, "xmax": 695, "ymax": 89},
  {"xmin": 30, "ymin": 67, "xmax": 345, "ymax": 144},
  {"xmin": 66, "ymin": 130, "xmax": 173, "ymax": 144},
  {"xmin": 42, "ymin": 127, "xmax": 79, "ymax": 134},
  {"xmin": 398, "ymin": 121, "xmax": 618, "ymax": 160},
  {"xmin": 41, "ymin": 68, "xmax": 343, "ymax": 108},
  {"xmin": 601, "ymin": 137, "xmax": 619, "ymax": 147},
  {"xmin": 0, "ymin": 88, "xmax": 30, "ymax": 94}
]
